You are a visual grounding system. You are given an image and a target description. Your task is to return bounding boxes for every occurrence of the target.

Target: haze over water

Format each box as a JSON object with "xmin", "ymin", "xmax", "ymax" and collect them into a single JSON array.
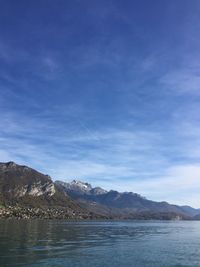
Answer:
[{"xmin": 1, "ymin": 220, "xmax": 200, "ymax": 267}]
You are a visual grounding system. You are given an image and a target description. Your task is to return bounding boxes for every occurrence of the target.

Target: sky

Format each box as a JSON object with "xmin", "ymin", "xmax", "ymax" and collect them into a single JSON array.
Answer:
[{"xmin": 1, "ymin": 0, "xmax": 200, "ymax": 207}]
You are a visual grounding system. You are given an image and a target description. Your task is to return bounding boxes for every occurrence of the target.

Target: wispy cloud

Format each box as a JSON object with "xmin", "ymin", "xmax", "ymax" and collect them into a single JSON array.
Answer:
[
  {"xmin": 124, "ymin": 164, "xmax": 200, "ymax": 208},
  {"xmin": 160, "ymin": 62, "xmax": 200, "ymax": 94},
  {"xmin": 1, "ymin": 108, "xmax": 200, "ymax": 207},
  {"xmin": 1, "ymin": 104, "xmax": 200, "ymax": 206}
]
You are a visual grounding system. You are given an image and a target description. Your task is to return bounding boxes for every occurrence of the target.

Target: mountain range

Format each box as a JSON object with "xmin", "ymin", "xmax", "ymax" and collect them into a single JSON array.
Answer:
[
  {"xmin": 0, "ymin": 161, "xmax": 199, "ymax": 220},
  {"xmin": 55, "ymin": 180, "xmax": 200, "ymax": 219}
]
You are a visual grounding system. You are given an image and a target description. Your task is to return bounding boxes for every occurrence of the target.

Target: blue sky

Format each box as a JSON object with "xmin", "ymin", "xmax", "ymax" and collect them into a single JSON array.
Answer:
[{"xmin": 1, "ymin": 0, "xmax": 200, "ymax": 207}]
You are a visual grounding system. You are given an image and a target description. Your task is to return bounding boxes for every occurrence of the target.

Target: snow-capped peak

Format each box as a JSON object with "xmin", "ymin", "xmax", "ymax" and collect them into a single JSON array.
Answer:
[
  {"xmin": 55, "ymin": 179, "xmax": 107, "ymax": 195},
  {"xmin": 63, "ymin": 180, "xmax": 92, "ymax": 193}
]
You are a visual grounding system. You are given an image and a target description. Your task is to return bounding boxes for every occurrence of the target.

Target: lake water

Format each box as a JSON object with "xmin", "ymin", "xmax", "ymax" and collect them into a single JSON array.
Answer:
[{"xmin": 0, "ymin": 220, "xmax": 200, "ymax": 267}]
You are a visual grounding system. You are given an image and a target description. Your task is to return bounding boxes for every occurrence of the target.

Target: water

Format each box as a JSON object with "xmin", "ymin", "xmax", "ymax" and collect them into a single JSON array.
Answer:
[{"xmin": 0, "ymin": 220, "xmax": 200, "ymax": 267}]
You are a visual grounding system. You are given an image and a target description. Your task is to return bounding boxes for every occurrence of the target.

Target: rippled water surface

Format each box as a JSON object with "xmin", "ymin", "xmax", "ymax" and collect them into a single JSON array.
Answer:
[{"xmin": 1, "ymin": 220, "xmax": 200, "ymax": 266}]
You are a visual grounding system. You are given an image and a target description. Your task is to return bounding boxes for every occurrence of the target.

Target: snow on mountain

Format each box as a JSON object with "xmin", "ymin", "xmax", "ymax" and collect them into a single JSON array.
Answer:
[{"xmin": 55, "ymin": 180, "xmax": 107, "ymax": 195}]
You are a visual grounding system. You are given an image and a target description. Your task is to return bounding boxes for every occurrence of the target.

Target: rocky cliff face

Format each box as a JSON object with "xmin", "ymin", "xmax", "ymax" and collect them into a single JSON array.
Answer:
[
  {"xmin": 0, "ymin": 162, "xmax": 55, "ymax": 198},
  {"xmin": 0, "ymin": 162, "xmax": 92, "ymax": 220}
]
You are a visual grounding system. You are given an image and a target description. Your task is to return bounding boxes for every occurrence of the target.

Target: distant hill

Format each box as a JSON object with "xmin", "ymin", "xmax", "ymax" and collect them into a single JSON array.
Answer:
[
  {"xmin": 193, "ymin": 213, "xmax": 200, "ymax": 220},
  {"xmin": 180, "ymin": 205, "xmax": 200, "ymax": 216}
]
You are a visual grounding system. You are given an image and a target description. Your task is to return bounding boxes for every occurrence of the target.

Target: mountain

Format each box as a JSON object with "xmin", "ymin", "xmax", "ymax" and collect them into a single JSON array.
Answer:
[
  {"xmin": 180, "ymin": 206, "xmax": 200, "ymax": 216},
  {"xmin": 0, "ymin": 162, "xmax": 94, "ymax": 219},
  {"xmin": 57, "ymin": 180, "xmax": 107, "ymax": 196},
  {"xmin": 55, "ymin": 180, "xmax": 198, "ymax": 219},
  {"xmin": 0, "ymin": 161, "xmax": 198, "ymax": 220},
  {"xmin": 0, "ymin": 162, "xmax": 55, "ymax": 201},
  {"xmin": 193, "ymin": 213, "xmax": 200, "ymax": 220}
]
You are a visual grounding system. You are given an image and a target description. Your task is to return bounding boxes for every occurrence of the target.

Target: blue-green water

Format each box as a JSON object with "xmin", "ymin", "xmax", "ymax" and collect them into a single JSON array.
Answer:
[{"xmin": 0, "ymin": 220, "xmax": 200, "ymax": 267}]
